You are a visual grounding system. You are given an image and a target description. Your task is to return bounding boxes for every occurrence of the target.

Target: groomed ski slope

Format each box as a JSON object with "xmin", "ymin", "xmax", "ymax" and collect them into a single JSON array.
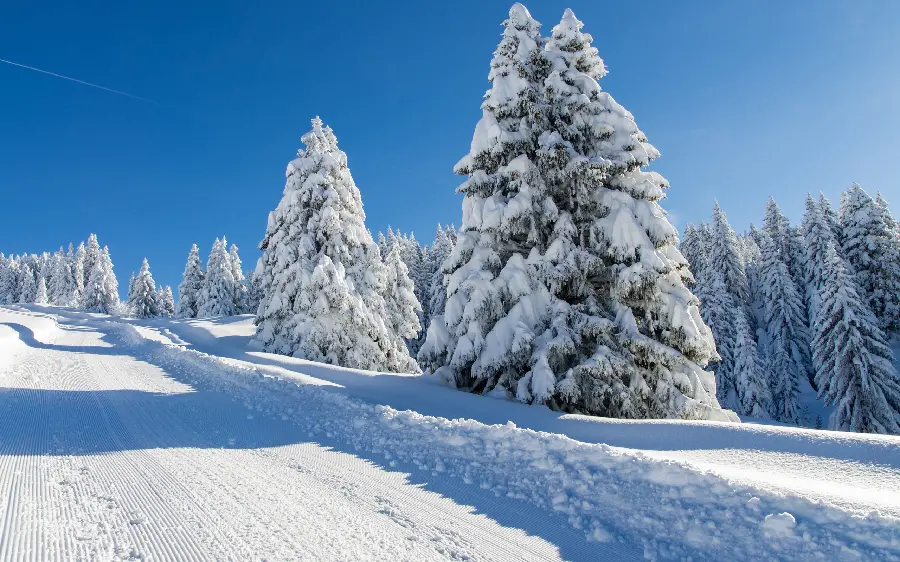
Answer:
[{"xmin": 0, "ymin": 306, "xmax": 898, "ymax": 561}]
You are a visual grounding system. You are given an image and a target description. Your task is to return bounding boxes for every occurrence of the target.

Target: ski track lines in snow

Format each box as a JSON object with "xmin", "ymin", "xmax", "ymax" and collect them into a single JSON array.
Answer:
[
  {"xmin": 0, "ymin": 307, "xmax": 582, "ymax": 561},
  {"xmin": 0, "ymin": 306, "xmax": 898, "ymax": 561}
]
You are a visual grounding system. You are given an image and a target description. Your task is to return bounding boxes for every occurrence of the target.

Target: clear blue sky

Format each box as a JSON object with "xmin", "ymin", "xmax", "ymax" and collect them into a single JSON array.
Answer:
[{"xmin": 2, "ymin": 0, "xmax": 899, "ymax": 293}]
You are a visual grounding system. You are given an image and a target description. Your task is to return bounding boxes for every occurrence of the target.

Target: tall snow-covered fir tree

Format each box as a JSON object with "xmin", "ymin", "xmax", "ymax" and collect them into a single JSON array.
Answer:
[
  {"xmin": 383, "ymin": 244, "xmax": 423, "ymax": 352},
  {"xmin": 693, "ymin": 270, "xmax": 736, "ymax": 408},
  {"xmin": 176, "ymin": 243, "xmax": 205, "ymax": 318},
  {"xmin": 819, "ymin": 192, "xmax": 841, "ymax": 243},
  {"xmin": 811, "ymin": 241, "xmax": 900, "ymax": 434},
  {"xmin": 255, "ymin": 117, "xmax": 418, "ymax": 373},
  {"xmin": 759, "ymin": 232, "xmax": 810, "ymax": 423},
  {"xmin": 732, "ymin": 309, "xmax": 772, "ymax": 419},
  {"xmin": 419, "ymin": 6, "xmax": 730, "ymax": 420},
  {"xmin": 49, "ymin": 249, "xmax": 69, "ymax": 306},
  {"xmin": 838, "ymin": 183, "xmax": 900, "ymax": 332},
  {"xmin": 763, "ymin": 198, "xmax": 802, "ymax": 283},
  {"xmin": 801, "ymin": 194, "xmax": 839, "ymax": 327},
  {"xmin": 0, "ymin": 254, "xmax": 15, "ymax": 305},
  {"xmin": 82, "ymin": 246, "xmax": 119, "ymax": 314},
  {"xmin": 128, "ymin": 258, "xmax": 160, "ymax": 319},
  {"xmin": 18, "ymin": 264, "xmax": 37, "ymax": 303},
  {"xmin": 197, "ymin": 238, "xmax": 236, "ymax": 318},
  {"xmin": 82, "ymin": 234, "xmax": 101, "ymax": 292},
  {"xmin": 708, "ymin": 202, "xmax": 749, "ymax": 303},
  {"xmin": 228, "ymin": 244, "xmax": 248, "ymax": 313},
  {"xmin": 679, "ymin": 222, "xmax": 707, "ymax": 278}
]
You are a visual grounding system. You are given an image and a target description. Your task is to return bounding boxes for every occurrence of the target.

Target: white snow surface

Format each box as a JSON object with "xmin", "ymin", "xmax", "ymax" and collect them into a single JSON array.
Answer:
[{"xmin": 0, "ymin": 305, "xmax": 898, "ymax": 561}]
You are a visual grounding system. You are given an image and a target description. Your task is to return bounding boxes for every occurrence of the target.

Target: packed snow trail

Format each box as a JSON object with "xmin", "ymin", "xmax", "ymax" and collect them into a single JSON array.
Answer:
[
  {"xmin": 1, "ymin": 307, "xmax": 899, "ymax": 561},
  {"xmin": 0, "ymin": 307, "xmax": 594, "ymax": 561}
]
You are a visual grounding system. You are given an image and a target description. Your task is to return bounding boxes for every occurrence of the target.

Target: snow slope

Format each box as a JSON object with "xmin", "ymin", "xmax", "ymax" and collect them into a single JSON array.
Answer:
[{"xmin": 0, "ymin": 305, "xmax": 898, "ymax": 561}]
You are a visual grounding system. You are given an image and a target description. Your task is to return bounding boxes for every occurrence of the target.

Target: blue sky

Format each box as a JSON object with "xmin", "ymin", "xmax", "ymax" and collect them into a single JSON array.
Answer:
[{"xmin": 1, "ymin": 0, "xmax": 899, "ymax": 293}]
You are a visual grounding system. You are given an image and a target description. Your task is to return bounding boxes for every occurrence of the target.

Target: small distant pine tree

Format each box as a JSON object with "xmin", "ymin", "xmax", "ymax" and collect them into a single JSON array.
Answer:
[
  {"xmin": 709, "ymin": 202, "xmax": 749, "ymax": 302},
  {"xmin": 383, "ymin": 245, "xmax": 422, "ymax": 359},
  {"xmin": 35, "ymin": 276, "xmax": 48, "ymax": 305},
  {"xmin": 176, "ymin": 244, "xmax": 205, "ymax": 318},
  {"xmin": 229, "ymin": 244, "xmax": 248, "ymax": 314},
  {"xmin": 82, "ymin": 246, "xmax": 120, "ymax": 314},
  {"xmin": 158, "ymin": 285, "xmax": 175, "ymax": 317},
  {"xmin": 197, "ymin": 238, "xmax": 236, "ymax": 317},
  {"xmin": 18, "ymin": 264, "xmax": 37, "ymax": 303},
  {"xmin": 128, "ymin": 258, "xmax": 160, "ymax": 318}
]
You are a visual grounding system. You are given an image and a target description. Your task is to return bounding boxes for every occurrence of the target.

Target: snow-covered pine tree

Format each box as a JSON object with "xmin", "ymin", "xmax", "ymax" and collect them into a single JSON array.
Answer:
[
  {"xmin": 679, "ymin": 222, "xmax": 707, "ymax": 278},
  {"xmin": 228, "ymin": 244, "xmax": 248, "ymax": 314},
  {"xmin": 82, "ymin": 246, "xmax": 119, "ymax": 314},
  {"xmin": 18, "ymin": 264, "xmax": 37, "ymax": 303},
  {"xmin": 383, "ymin": 244, "xmax": 422, "ymax": 353},
  {"xmin": 732, "ymin": 309, "xmax": 772, "ymax": 419},
  {"xmin": 35, "ymin": 275, "xmax": 48, "ymax": 305},
  {"xmin": 175, "ymin": 244, "xmax": 205, "ymax": 318},
  {"xmin": 708, "ymin": 202, "xmax": 749, "ymax": 302},
  {"xmin": 425, "ymin": 224, "xmax": 456, "ymax": 325},
  {"xmin": 819, "ymin": 192, "xmax": 841, "ymax": 243},
  {"xmin": 128, "ymin": 258, "xmax": 160, "ymax": 318},
  {"xmin": 197, "ymin": 238, "xmax": 236, "ymax": 317},
  {"xmin": 759, "ymin": 231, "xmax": 811, "ymax": 422},
  {"xmin": 0, "ymin": 254, "xmax": 10, "ymax": 304},
  {"xmin": 838, "ymin": 183, "xmax": 900, "ymax": 331},
  {"xmin": 811, "ymin": 241, "xmax": 900, "ymax": 434},
  {"xmin": 126, "ymin": 272, "xmax": 137, "ymax": 306},
  {"xmin": 82, "ymin": 234, "xmax": 101, "ymax": 291},
  {"xmin": 0, "ymin": 256, "xmax": 19, "ymax": 304},
  {"xmin": 801, "ymin": 194, "xmax": 837, "ymax": 329},
  {"xmin": 693, "ymin": 270, "xmax": 737, "ymax": 409},
  {"xmin": 763, "ymin": 198, "xmax": 802, "ymax": 282},
  {"xmin": 72, "ymin": 242, "xmax": 85, "ymax": 307},
  {"xmin": 49, "ymin": 249, "xmax": 67, "ymax": 305},
  {"xmin": 420, "ymin": 6, "xmax": 728, "ymax": 420},
  {"xmin": 158, "ymin": 285, "xmax": 175, "ymax": 317},
  {"xmin": 255, "ymin": 117, "xmax": 417, "ymax": 373},
  {"xmin": 244, "ymin": 270, "xmax": 263, "ymax": 316},
  {"xmin": 876, "ymin": 192, "xmax": 899, "ymax": 237}
]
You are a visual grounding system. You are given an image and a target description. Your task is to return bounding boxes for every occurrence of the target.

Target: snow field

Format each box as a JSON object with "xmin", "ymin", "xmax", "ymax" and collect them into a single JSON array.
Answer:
[{"xmin": 102, "ymin": 312, "xmax": 899, "ymax": 560}]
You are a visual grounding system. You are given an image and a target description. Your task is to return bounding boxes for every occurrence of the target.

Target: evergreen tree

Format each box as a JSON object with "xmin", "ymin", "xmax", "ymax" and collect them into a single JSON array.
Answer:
[
  {"xmin": 694, "ymin": 270, "xmax": 737, "ymax": 409},
  {"xmin": 0, "ymin": 256, "xmax": 19, "ymax": 305},
  {"xmin": 426, "ymin": 224, "xmax": 456, "ymax": 322},
  {"xmin": 812, "ymin": 242, "xmax": 900, "ymax": 434},
  {"xmin": 197, "ymin": 238, "xmax": 236, "ymax": 317},
  {"xmin": 819, "ymin": 192, "xmax": 841, "ymax": 243},
  {"xmin": 126, "ymin": 272, "xmax": 137, "ymax": 305},
  {"xmin": 158, "ymin": 285, "xmax": 176, "ymax": 317},
  {"xmin": 763, "ymin": 198, "xmax": 802, "ymax": 282},
  {"xmin": 229, "ymin": 244, "xmax": 248, "ymax": 314},
  {"xmin": 383, "ymin": 244, "xmax": 422, "ymax": 352},
  {"xmin": 708, "ymin": 202, "xmax": 749, "ymax": 302},
  {"xmin": 128, "ymin": 258, "xmax": 160, "ymax": 318},
  {"xmin": 420, "ymin": 7, "xmax": 726, "ymax": 420},
  {"xmin": 175, "ymin": 244, "xmax": 205, "ymax": 318},
  {"xmin": 801, "ymin": 194, "xmax": 838, "ymax": 329},
  {"xmin": 245, "ymin": 269, "xmax": 264, "ymax": 316},
  {"xmin": 255, "ymin": 118, "xmax": 417, "ymax": 373},
  {"xmin": 73, "ymin": 242, "xmax": 86, "ymax": 307},
  {"xmin": 35, "ymin": 275, "xmax": 48, "ymax": 305},
  {"xmin": 838, "ymin": 183, "xmax": 900, "ymax": 331},
  {"xmin": 732, "ymin": 309, "xmax": 772, "ymax": 419},
  {"xmin": 18, "ymin": 264, "xmax": 37, "ymax": 303},
  {"xmin": 82, "ymin": 246, "xmax": 120, "ymax": 314},
  {"xmin": 49, "ymin": 249, "xmax": 68, "ymax": 305},
  {"xmin": 82, "ymin": 234, "xmax": 101, "ymax": 290},
  {"xmin": 759, "ymin": 232, "xmax": 810, "ymax": 422},
  {"xmin": 679, "ymin": 223, "xmax": 707, "ymax": 278}
]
